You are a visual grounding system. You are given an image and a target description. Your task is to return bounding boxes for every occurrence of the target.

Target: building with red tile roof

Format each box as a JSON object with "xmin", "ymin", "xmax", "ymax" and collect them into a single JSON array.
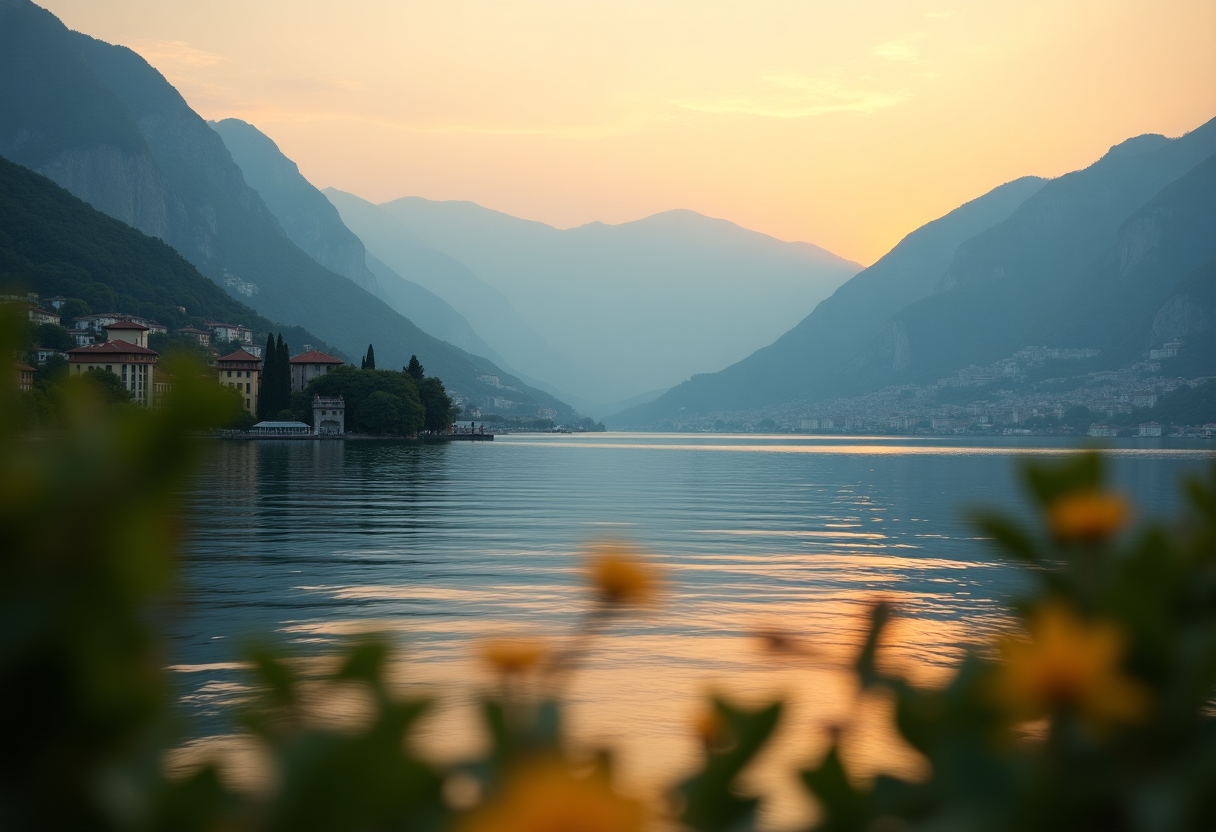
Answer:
[
  {"xmin": 174, "ymin": 326, "xmax": 211, "ymax": 346},
  {"xmin": 67, "ymin": 340, "xmax": 159, "ymax": 406},
  {"xmin": 102, "ymin": 320, "xmax": 149, "ymax": 348},
  {"xmin": 289, "ymin": 350, "xmax": 344, "ymax": 392}
]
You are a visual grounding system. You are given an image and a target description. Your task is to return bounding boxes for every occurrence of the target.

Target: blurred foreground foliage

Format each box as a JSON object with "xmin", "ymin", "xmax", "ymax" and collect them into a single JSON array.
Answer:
[{"xmin": 2, "ymin": 309, "xmax": 1215, "ymax": 830}]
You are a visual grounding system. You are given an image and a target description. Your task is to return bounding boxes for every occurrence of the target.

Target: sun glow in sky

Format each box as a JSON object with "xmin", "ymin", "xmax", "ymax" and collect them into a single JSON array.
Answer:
[{"xmin": 44, "ymin": 0, "xmax": 1216, "ymax": 265}]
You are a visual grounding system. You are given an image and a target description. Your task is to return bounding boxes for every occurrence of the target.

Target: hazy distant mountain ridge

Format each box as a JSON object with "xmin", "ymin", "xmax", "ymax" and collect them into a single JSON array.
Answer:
[
  {"xmin": 377, "ymin": 197, "xmax": 863, "ymax": 403},
  {"xmin": 210, "ymin": 119, "xmax": 508, "ymax": 365},
  {"xmin": 324, "ymin": 188, "xmax": 579, "ymax": 388},
  {"xmin": 613, "ymin": 175, "xmax": 1047, "ymax": 424}
]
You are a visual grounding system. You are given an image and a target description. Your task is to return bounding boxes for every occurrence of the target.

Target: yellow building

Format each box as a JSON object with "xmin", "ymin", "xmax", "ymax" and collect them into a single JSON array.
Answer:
[
  {"xmin": 216, "ymin": 349, "xmax": 262, "ymax": 414},
  {"xmin": 15, "ymin": 361, "xmax": 35, "ymax": 392},
  {"xmin": 66, "ymin": 340, "xmax": 158, "ymax": 406}
]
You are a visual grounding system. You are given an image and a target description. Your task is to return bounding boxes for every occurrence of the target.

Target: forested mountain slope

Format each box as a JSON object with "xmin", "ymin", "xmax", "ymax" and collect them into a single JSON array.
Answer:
[{"xmin": 0, "ymin": 154, "xmax": 334, "ymax": 353}]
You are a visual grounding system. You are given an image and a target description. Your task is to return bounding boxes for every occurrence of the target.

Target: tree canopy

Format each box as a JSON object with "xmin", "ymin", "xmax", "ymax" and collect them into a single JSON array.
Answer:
[
  {"xmin": 405, "ymin": 355, "xmax": 424, "ymax": 381},
  {"xmin": 306, "ymin": 366, "xmax": 424, "ymax": 435}
]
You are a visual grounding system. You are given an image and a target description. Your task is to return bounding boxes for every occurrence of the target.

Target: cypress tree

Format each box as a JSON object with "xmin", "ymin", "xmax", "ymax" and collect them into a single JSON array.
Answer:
[
  {"xmin": 276, "ymin": 335, "xmax": 291, "ymax": 413},
  {"xmin": 405, "ymin": 355, "xmax": 424, "ymax": 380},
  {"xmin": 364, "ymin": 344, "xmax": 376, "ymax": 370},
  {"xmin": 257, "ymin": 333, "xmax": 276, "ymax": 419}
]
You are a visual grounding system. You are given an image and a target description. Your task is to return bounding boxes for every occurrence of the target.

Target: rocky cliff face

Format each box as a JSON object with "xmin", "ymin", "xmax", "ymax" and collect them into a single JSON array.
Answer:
[
  {"xmin": 1151, "ymin": 291, "xmax": 1213, "ymax": 344},
  {"xmin": 35, "ymin": 144, "xmax": 177, "ymax": 242},
  {"xmin": 210, "ymin": 118, "xmax": 380, "ymax": 294}
]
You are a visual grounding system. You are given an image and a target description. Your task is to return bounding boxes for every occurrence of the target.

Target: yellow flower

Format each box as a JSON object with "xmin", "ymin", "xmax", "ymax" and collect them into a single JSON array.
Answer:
[
  {"xmin": 993, "ymin": 604, "xmax": 1146, "ymax": 728},
  {"xmin": 586, "ymin": 541, "xmax": 659, "ymax": 606},
  {"xmin": 458, "ymin": 761, "xmax": 647, "ymax": 832},
  {"xmin": 692, "ymin": 706, "xmax": 730, "ymax": 748},
  {"xmin": 477, "ymin": 637, "xmax": 548, "ymax": 674},
  {"xmin": 1048, "ymin": 490, "xmax": 1129, "ymax": 542}
]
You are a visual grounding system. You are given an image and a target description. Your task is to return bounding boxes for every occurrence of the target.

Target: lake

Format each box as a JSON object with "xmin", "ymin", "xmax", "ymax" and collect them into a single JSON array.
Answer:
[{"xmin": 173, "ymin": 433, "xmax": 1213, "ymax": 825}]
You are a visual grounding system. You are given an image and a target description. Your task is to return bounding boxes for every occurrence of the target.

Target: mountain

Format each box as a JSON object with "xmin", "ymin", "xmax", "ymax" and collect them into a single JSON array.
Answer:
[
  {"xmin": 1055, "ymin": 154, "xmax": 1216, "ymax": 366},
  {"xmin": 323, "ymin": 188, "xmax": 575, "ymax": 390},
  {"xmin": 209, "ymin": 119, "xmax": 507, "ymax": 365},
  {"xmin": 207, "ymin": 118, "xmax": 379, "ymax": 294},
  {"xmin": 617, "ymin": 117, "xmax": 1216, "ymax": 426},
  {"xmin": 0, "ymin": 0, "xmax": 575, "ymax": 418},
  {"xmin": 612, "ymin": 176, "xmax": 1046, "ymax": 424},
  {"xmin": 844, "ymin": 122, "xmax": 1216, "ymax": 388},
  {"xmin": 376, "ymin": 198, "xmax": 862, "ymax": 404},
  {"xmin": 362, "ymin": 251, "xmax": 507, "ymax": 366},
  {"xmin": 0, "ymin": 153, "xmax": 334, "ymax": 354}
]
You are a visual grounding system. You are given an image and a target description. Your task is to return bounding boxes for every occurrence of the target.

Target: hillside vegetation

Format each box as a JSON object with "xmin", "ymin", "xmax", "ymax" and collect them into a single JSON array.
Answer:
[{"xmin": 0, "ymin": 154, "xmax": 333, "ymax": 352}]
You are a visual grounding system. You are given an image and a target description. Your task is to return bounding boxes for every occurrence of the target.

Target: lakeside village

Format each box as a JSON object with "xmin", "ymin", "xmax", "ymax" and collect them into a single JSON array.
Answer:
[
  {"xmin": 665, "ymin": 344, "xmax": 1216, "ymax": 438},
  {"xmin": 7, "ymin": 295, "xmax": 495, "ymax": 440}
]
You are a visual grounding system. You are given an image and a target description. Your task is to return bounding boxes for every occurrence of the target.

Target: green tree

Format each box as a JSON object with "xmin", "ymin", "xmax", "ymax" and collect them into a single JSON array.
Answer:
[
  {"xmin": 80, "ymin": 368, "xmax": 134, "ymax": 404},
  {"xmin": 30, "ymin": 323, "xmax": 74, "ymax": 352},
  {"xmin": 361, "ymin": 391, "xmax": 402, "ymax": 435},
  {"xmin": 362, "ymin": 343, "xmax": 376, "ymax": 370},
  {"xmin": 34, "ymin": 354, "xmax": 68, "ymax": 390},
  {"xmin": 257, "ymin": 333, "xmax": 276, "ymax": 420},
  {"xmin": 1062, "ymin": 404, "xmax": 1093, "ymax": 428},
  {"xmin": 418, "ymin": 376, "xmax": 455, "ymax": 432},
  {"xmin": 58, "ymin": 297, "xmax": 90, "ymax": 323},
  {"xmin": 405, "ymin": 354, "xmax": 424, "ymax": 380},
  {"xmin": 306, "ymin": 366, "xmax": 424, "ymax": 435},
  {"xmin": 1153, "ymin": 379, "xmax": 1216, "ymax": 426},
  {"xmin": 276, "ymin": 334, "xmax": 291, "ymax": 413}
]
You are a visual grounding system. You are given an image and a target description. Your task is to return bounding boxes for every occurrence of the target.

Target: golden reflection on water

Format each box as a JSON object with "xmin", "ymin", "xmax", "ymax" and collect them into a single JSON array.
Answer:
[
  {"xmin": 173, "ymin": 436, "xmax": 1211, "ymax": 828},
  {"xmin": 172, "ymin": 580, "xmax": 977, "ymax": 829}
]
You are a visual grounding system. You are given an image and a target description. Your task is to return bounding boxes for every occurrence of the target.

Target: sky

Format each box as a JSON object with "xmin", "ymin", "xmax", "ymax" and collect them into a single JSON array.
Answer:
[{"xmin": 43, "ymin": 0, "xmax": 1216, "ymax": 266}]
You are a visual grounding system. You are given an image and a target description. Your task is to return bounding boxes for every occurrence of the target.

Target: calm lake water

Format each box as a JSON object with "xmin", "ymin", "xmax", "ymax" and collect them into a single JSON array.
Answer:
[{"xmin": 173, "ymin": 433, "xmax": 1213, "ymax": 825}]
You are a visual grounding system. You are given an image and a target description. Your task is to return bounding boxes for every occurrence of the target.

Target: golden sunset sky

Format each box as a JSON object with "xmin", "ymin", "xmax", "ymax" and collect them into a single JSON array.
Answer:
[{"xmin": 43, "ymin": 0, "xmax": 1216, "ymax": 265}]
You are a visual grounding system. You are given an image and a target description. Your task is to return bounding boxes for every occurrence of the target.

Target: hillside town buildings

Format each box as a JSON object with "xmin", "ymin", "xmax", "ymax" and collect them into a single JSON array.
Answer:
[
  {"xmin": 669, "ymin": 342, "xmax": 1214, "ymax": 438},
  {"xmin": 26, "ymin": 305, "xmax": 59, "ymax": 326},
  {"xmin": 205, "ymin": 321, "xmax": 254, "ymax": 345},
  {"xmin": 174, "ymin": 326, "xmax": 211, "ymax": 346}
]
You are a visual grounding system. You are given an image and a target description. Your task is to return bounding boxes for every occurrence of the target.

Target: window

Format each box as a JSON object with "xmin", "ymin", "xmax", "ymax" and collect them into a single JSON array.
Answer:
[{"xmin": 245, "ymin": 383, "xmax": 250, "ymax": 394}]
